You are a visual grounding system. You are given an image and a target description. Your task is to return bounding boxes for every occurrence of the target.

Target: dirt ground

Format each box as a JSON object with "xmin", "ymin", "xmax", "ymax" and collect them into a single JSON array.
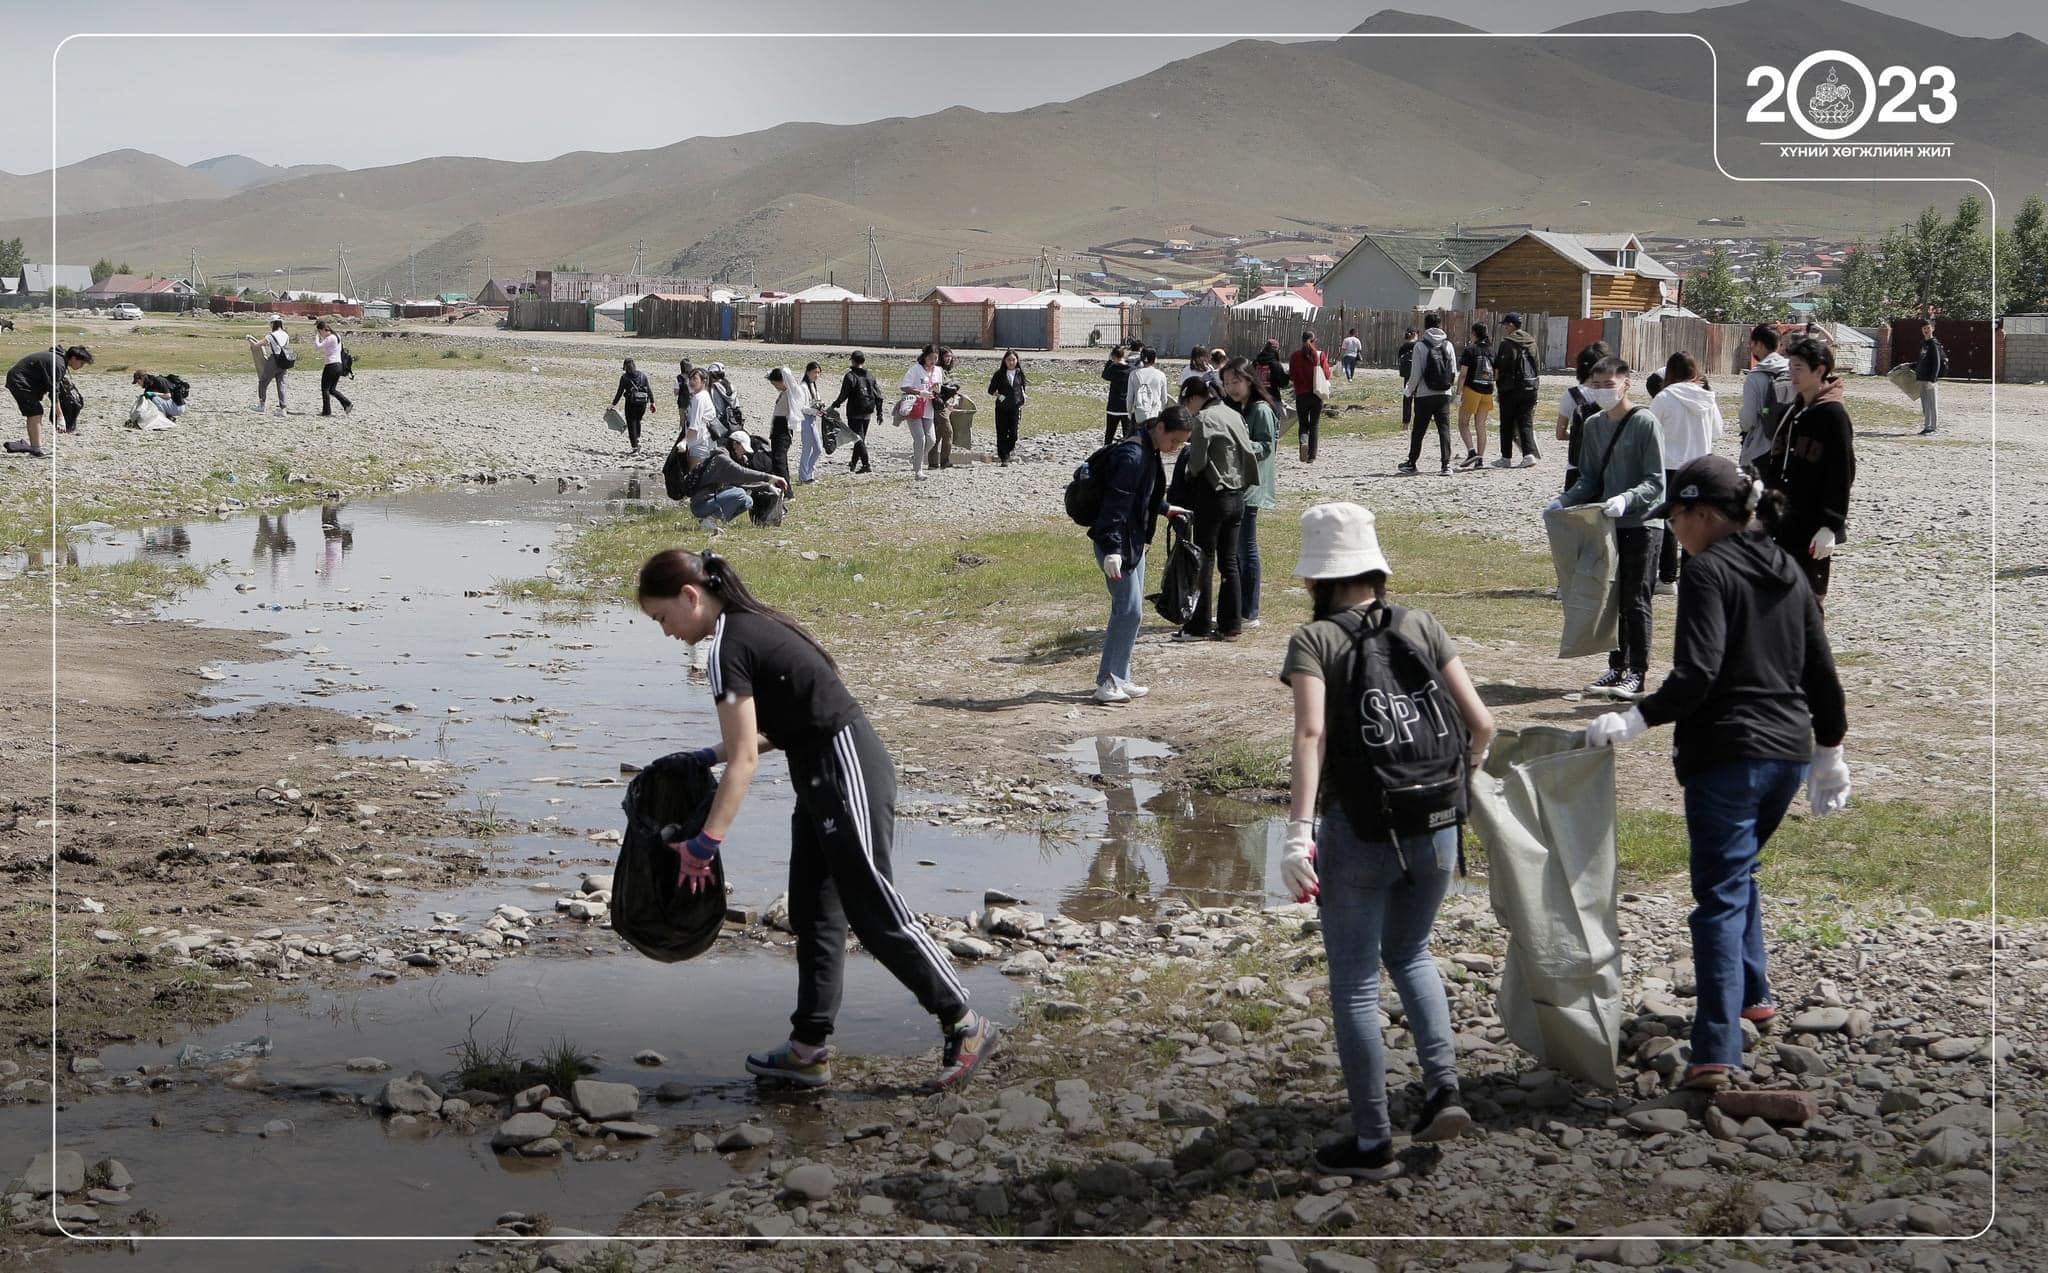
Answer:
[{"xmin": 0, "ymin": 605, "xmax": 488, "ymax": 1082}]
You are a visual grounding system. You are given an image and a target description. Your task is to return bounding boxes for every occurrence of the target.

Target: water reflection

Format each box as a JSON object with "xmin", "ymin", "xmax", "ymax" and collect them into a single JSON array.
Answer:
[
  {"xmin": 252, "ymin": 513, "xmax": 296, "ymax": 588},
  {"xmin": 140, "ymin": 524, "xmax": 192, "ymax": 558},
  {"xmin": 320, "ymin": 501, "xmax": 354, "ymax": 585}
]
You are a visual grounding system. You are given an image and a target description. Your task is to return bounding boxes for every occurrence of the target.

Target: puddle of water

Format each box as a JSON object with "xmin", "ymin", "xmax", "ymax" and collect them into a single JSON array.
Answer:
[{"xmin": 25, "ymin": 484, "xmax": 1287, "ymax": 1240}]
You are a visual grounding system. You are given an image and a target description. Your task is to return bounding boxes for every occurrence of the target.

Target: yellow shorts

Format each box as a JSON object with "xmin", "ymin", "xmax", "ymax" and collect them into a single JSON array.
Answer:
[{"xmin": 1461, "ymin": 386, "xmax": 1495, "ymax": 415}]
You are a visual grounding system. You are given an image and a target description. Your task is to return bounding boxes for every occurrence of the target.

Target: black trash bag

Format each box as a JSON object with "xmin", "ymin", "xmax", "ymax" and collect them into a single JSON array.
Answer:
[
  {"xmin": 749, "ymin": 488, "xmax": 786, "ymax": 527},
  {"xmin": 821, "ymin": 406, "xmax": 842, "ymax": 455},
  {"xmin": 1149, "ymin": 517, "xmax": 1203, "ymax": 626},
  {"xmin": 611, "ymin": 752, "xmax": 727, "ymax": 962}
]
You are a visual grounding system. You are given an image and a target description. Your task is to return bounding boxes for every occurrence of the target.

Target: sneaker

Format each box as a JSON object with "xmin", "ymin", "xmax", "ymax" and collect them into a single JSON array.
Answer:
[
  {"xmin": 745, "ymin": 1039, "xmax": 832, "ymax": 1088},
  {"xmin": 1312, "ymin": 1138, "xmax": 1403, "ymax": 1182},
  {"xmin": 1113, "ymin": 676, "xmax": 1150, "ymax": 699},
  {"xmin": 1679, "ymin": 1063, "xmax": 1732, "ymax": 1092},
  {"xmin": 1171, "ymin": 629, "xmax": 1207, "ymax": 643},
  {"xmin": 1917, "ymin": 426, "xmax": 1936, "ymax": 436},
  {"xmin": 1410, "ymin": 1085, "xmax": 1472, "ymax": 1142},
  {"xmin": 1518, "ymin": 455, "xmax": 1540, "ymax": 468},
  {"xmin": 1652, "ymin": 580, "xmax": 1676, "ymax": 596},
  {"xmin": 1092, "ymin": 680, "xmax": 1131, "ymax": 706},
  {"xmin": 26, "ymin": 447, "xmax": 46, "ymax": 459},
  {"xmin": 1741, "ymin": 1004, "xmax": 1777, "ymax": 1030},
  {"xmin": 1585, "ymin": 668, "xmax": 1626, "ymax": 697},
  {"xmin": 1440, "ymin": 465, "xmax": 1452, "ymax": 476},
  {"xmin": 1245, "ymin": 619, "xmax": 1262, "ymax": 629},
  {"xmin": 933, "ymin": 1012, "xmax": 998, "ymax": 1090},
  {"xmin": 1460, "ymin": 451, "xmax": 1485, "ymax": 470},
  {"xmin": 1395, "ymin": 461, "xmax": 1418, "ymax": 476},
  {"xmin": 274, "ymin": 407, "xmax": 287, "ymax": 417},
  {"xmin": 249, "ymin": 404, "xmax": 266, "ymax": 414},
  {"xmin": 1612, "ymin": 671, "xmax": 1645, "ymax": 700},
  {"xmin": 1490, "ymin": 457, "xmax": 1514, "ymax": 468},
  {"xmin": 915, "ymin": 472, "xmax": 929, "ymax": 481},
  {"xmin": 342, "ymin": 403, "xmax": 353, "ymax": 417}
]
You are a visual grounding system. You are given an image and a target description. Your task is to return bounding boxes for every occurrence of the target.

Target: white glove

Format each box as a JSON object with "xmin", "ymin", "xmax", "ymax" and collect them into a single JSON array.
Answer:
[
  {"xmin": 1101, "ymin": 553, "xmax": 1123, "ymax": 581},
  {"xmin": 1809, "ymin": 527, "xmax": 1837, "ymax": 560},
  {"xmin": 1601, "ymin": 495, "xmax": 1630, "ymax": 519},
  {"xmin": 1281, "ymin": 822, "xmax": 1320, "ymax": 903},
  {"xmin": 1808, "ymin": 744, "xmax": 1851, "ymax": 816},
  {"xmin": 1586, "ymin": 706, "xmax": 1647, "ymax": 748},
  {"xmin": 1544, "ymin": 496, "xmax": 1565, "ymax": 514}
]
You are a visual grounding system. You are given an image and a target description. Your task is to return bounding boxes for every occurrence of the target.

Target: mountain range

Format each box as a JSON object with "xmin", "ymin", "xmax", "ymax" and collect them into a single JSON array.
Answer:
[{"xmin": 1, "ymin": 0, "xmax": 2036, "ymax": 296}]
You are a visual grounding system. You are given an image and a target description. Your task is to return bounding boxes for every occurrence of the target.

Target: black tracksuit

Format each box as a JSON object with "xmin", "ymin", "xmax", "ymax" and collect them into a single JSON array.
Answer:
[
  {"xmin": 1100, "ymin": 358, "xmax": 1131, "ymax": 446},
  {"xmin": 705, "ymin": 610, "xmax": 968, "ymax": 1045},
  {"xmin": 829, "ymin": 368, "xmax": 882, "ymax": 472},
  {"xmin": 1494, "ymin": 333, "xmax": 1541, "ymax": 460},
  {"xmin": 612, "ymin": 370, "xmax": 653, "ymax": 450},
  {"xmin": 1636, "ymin": 529, "xmax": 1846, "ymax": 782},
  {"xmin": 987, "ymin": 366, "xmax": 1027, "ymax": 463},
  {"xmin": 1764, "ymin": 383, "xmax": 1855, "ymax": 600}
]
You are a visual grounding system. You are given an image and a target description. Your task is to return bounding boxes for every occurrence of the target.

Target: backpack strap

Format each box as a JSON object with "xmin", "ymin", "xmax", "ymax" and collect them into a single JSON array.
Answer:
[{"xmin": 1590, "ymin": 407, "xmax": 1641, "ymax": 492}]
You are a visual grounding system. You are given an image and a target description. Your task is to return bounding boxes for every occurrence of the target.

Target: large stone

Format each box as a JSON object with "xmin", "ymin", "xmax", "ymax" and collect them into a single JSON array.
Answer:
[
  {"xmin": 1074, "ymin": 1162, "xmax": 1143, "ymax": 1198},
  {"xmin": 96, "ymin": 1159, "xmax": 131, "ymax": 1191},
  {"xmin": 1306, "ymin": 1256, "xmax": 1380, "ymax": 1273},
  {"xmin": 570, "ymin": 1080, "xmax": 639, "ymax": 1121},
  {"xmin": 1774, "ymin": 1042, "xmax": 1829, "ymax": 1075},
  {"xmin": 782, "ymin": 1163, "xmax": 836, "ymax": 1200},
  {"xmin": 25, "ymin": 1150, "xmax": 85, "ymax": 1196},
  {"xmin": 1912, "ymin": 1126, "xmax": 1984, "ymax": 1168},
  {"xmin": 1000, "ymin": 950, "xmax": 1051, "ymax": 976},
  {"xmin": 378, "ymin": 1075, "xmax": 442, "ymax": 1115},
  {"xmin": 1160, "ymin": 1097, "xmax": 1223, "ymax": 1126},
  {"xmin": 601, "ymin": 1121, "xmax": 659, "ymax": 1139},
  {"xmin": 1291, "ymin": 1192, "xmax": 1353, "ymax": 1228},
  {"xmin": 491, "ymin": 1112, "xmax": 558, "ymax": 1150},
  {"xmin": 994, "ymin": 1094, "xmax": 1053, "ymax": 1133},
  {"xmin": 1789, "ymin": 1006, "xmax": 1851, "ymax": 1034},
  {"xmin": 947, "ymin": 1113, "xmax": 989, "ymax": 1144},
  {"xmin": 1713, "ymin": 1089, "xmax": 1820, "ymax": 1124},
  {"xmin": 972, "ymin": 1184, "xmax": 1010, "ymax": 1218},
  {"xmin": 1626, "ymin": 1108, "xmax": 1690, "ymax": 1135},
  {"xmin": 717, "ymin": 1123, "xmax": 775, "ymax": 1151},
  {"xmin": 947, "ymin": 935, "xmax": 997, "ymax": 960},
  {"xmin": 1927, "ymin": 1036, "xmax": 1982, "ymax": 1062}
]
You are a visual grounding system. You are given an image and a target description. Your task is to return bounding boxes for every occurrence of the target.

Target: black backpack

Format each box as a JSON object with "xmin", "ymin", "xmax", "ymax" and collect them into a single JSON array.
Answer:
[
  {"xmin": 1322, "ymin": 604, "xmax": 1470, "ymax": 840},
  {"xmin": 1149, "ymin": 518, "xmax": 1203, "ymax": 626},
  {"xmin": 611, "ymin": 753, "xmax": 728, "ymax": 963},
  {"xmin": 163, "ymin": 373, "xmax": 191, "ymax": 405},
  {"xmin": 1063, "ymin": 441, "xmax": 1120, "ymax": 527},
  {"xmin": 1421, "ymin": 339, "xmax": 1456, "ymax": 393},
  {"xmin": 1495, "ymin": 341, "xmax": 1537, "ymax": 394},
  {"xmin": 1464, "ymin": 343, "xmax": 1495, "ymax": 393}
]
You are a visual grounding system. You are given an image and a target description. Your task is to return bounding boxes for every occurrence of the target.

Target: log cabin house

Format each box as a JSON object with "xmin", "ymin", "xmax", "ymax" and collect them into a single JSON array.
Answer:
[{"xmin": 1469, "ymin": 231, "xmax": 1677, "ymax": 319}]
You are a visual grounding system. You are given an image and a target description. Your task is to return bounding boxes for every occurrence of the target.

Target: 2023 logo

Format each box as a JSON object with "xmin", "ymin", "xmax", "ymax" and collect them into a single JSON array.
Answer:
[{"xmin": 1746, "ymin": 49, "xmax": 1956, "ymax": 140}]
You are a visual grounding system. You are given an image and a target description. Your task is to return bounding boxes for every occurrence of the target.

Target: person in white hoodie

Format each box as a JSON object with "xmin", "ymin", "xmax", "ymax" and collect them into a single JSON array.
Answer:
[
  {"xmin": 1397, "ymin": 313, "xmax": 1458, "ymax": 476},
  {"xmin": 1647, "ymin": 351, "xmax": 1726, "ymax": 591},
  {"xmin": 794, "ymin": 361, "xmax": 826, "ymax": 484},
  {"xmin": 1738, "ymin": 324, "xmax": 1793, "ymax": 468},
  {"xmin": 1123, "ymin": 346, "xmax": 1171, "ymax": 429},
  {"xmin": 765, "ymin": 367, "xmax": 800, "ymax": 486}
]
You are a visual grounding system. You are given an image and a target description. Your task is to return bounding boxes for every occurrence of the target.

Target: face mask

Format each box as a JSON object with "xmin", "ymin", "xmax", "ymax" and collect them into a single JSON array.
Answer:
[{"xmin": 1585, "ymin": 385, "xmax": 1623, "ymax": 410}]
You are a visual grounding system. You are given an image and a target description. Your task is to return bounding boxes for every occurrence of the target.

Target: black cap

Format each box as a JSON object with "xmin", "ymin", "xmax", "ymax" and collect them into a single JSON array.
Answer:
[
  {"xmin": 1503, "ymin": 312, "xmax": 1523, "ymax": 327},
  {"xmin": 1650, "ymin": 454, "xmax": 1751, "ymax": 521}
]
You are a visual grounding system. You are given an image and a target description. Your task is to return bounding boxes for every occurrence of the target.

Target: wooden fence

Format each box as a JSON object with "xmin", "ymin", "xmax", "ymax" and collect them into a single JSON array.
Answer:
[
  {"xmin": 207, "ymin": 296, "xmax": 365, "ymax": 318},
  {"xmin": 633, "ymin": 297, "xmax": 733, "ymax": 340},
  {"xmin": 509, "ymin": 298, "xmax": 594, "ymax": 333}
]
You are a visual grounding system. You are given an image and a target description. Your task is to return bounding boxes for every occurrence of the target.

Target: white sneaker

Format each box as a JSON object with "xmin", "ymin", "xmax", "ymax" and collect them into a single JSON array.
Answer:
[
  {"xmin": 1652, "ymin": 581, "xmax": 1676, "ymax": 596},
  {"xmin": 1114, "ymin": 676, "xmax": 1149, "ymax": 698},
  {"xmin": 915, "ymin": 472, "xmax": 929, "ymax": 481},
  {"xmin": 274, "ymin": 407, "xmax": 287, "ymax": 417},
  {"xmin": 249, "ymin": 403, "xmax": 266, "ymax": 413},
  {"xmin": 1490, "ymin": 457, "xmax": 1514, "ymax": 468},
  {"xmin": 1092, "ymin": 680, "xmax": 1131, "ymax": 705},
  {"xmin": 1518, "ymin": 455, "xmax": 1539, "ymax": 468},
  {"xmin": 1245, "ymin": 619, "xmax": 1262, "ymax": 629}
]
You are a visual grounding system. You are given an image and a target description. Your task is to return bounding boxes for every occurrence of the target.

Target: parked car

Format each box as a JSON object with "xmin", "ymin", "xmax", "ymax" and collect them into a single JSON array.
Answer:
[{"xmin": 108, "ymin": 303, "xmax": 144, "ymax": 321}]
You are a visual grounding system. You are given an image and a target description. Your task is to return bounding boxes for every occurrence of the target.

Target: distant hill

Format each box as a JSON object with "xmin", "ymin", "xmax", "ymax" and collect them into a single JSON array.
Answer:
[
  {"xmin": 0, "ymin": 149, "xmax": 230, "ymax": 221},
  {"xmin": 188, "ymin": 154, "xmax": 346, "ymax": 192},
  {"xmin": 1, "ymin": 0, "xmax": 2037, "ymax": 295}
]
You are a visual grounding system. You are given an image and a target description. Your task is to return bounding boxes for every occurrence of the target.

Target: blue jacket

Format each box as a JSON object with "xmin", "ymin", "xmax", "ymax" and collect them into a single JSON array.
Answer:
[{"xmin": 1089, "ymin": 435, "xmax": 1167, "ymax": 561}]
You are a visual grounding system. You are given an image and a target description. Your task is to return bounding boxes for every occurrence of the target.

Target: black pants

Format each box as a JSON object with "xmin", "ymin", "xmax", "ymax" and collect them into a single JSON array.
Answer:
[
  {"xmin": 319, "ymin": 365, "xmax": 352, "ymax": 417},
  {"xmin": 846, "ymin": 416, "xmax": 872, "ymax": 472},
  {"xmin": 1103, "ymin": 411, "xmax": 1131, "ymax": 447},
  {"xmin": 786, "ymin": 719, "xmax": 969, "ymax": 1045},
  {"xmin": 1407, "ymin": 394, "xmax": 1452, "ymax": 469},
  {"xmin": 1777, "ymin": 528, "xmax": 1833, "ymax": 601},
  {"xmin": 1401, "ymin": 394, "xmax": 1413, "ymax": 426},
  {"xmin": 623, "ymin": 399, "xmax": 646, "ymax": 449},
  {"xmin": 995, "ymin": 404, "xmax": 1021, "ymax": 462},
  {"xmin": 1658, "ymin": 470, "xmax": 1682, "ymax": 582},
  {"xmin": 1295, "ymin": 393, "xmax": 1324, "ymax": 462},
  {"xmin": 1185, "ymin": 484, "xmax": 1246, "ymax": 637},
  {"xmin": 1609, "ymin": 525, "xmax": 1660, "ymax": 676},
  {"xmin": 769, "ymin": 415, "xmax": 791, "ymax": 484},
  {"xmin": 1498, "ymin": 390, "xmax": 1540, "ymax": 460}
]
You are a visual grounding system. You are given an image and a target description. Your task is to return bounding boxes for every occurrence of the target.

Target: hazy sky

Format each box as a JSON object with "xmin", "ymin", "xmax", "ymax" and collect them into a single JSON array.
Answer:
[{"xmin": 10, "ymin": 0, "xmax": 2043, "ymax": 173}]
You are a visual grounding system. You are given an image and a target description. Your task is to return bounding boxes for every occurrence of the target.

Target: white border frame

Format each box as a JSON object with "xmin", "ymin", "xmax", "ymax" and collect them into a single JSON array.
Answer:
[{"xmin": 40, "ymin": 27, "xmax": 2000, "ymax": 1251}]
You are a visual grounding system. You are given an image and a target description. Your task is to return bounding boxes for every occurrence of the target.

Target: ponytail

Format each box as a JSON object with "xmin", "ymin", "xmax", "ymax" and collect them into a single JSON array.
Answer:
[{"xmin": 637, "ymin": 548, "xmax": 836, "ymax": 668}]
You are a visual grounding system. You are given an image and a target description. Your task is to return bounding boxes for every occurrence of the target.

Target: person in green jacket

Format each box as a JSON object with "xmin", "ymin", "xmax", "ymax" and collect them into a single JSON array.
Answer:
[
  {"xmin": 1222, "ymin": 356, "xmax": 1280, "ymax": 629},
  {"xmin": 1171, "ymin": 378, "xmax": 1259, "ymax": 641},
  {"xmin": 1546, "ymin": 356, "xmax": 1667, "ymax": 700}
]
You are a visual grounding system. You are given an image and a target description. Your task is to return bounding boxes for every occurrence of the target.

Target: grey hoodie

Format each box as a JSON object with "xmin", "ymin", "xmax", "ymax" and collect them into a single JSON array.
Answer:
[
  {"xmin": 1738, "ymin": 352, "xmax": 1791, "ymax": 465},
  {"xmin": 1403, "ymin": 327, "xmax": 1455, "ymax": 398}
]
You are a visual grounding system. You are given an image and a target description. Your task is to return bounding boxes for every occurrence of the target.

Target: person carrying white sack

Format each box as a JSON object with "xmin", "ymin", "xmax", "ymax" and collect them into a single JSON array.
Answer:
[
  {"xmin": 1584, "ymin": 453, "xmax": 1849, "ymax": 1092},
  {"xmin": 898, "ymin": 345, "xmax": 943, "ymax": 481},
  {"xmin": 1278, "ymin": 501, "xmax": 1495, "ymax": 1180}
]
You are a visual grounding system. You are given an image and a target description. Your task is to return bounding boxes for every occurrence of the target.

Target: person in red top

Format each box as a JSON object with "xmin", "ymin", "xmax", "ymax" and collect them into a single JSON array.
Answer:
[{"xmin": 1288, "ymin": 331, "xmax": 1334, "ymax": 464}]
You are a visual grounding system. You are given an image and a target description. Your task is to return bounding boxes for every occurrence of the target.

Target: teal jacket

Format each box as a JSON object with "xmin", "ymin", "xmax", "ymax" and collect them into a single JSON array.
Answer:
[
  {"xmin": 1560, "ymin": 404, "xmax": 1667, "ymax": 528},
  {"xmin": 1242, "ymin": 399, "xmax": 1279, "ymax": 509}
]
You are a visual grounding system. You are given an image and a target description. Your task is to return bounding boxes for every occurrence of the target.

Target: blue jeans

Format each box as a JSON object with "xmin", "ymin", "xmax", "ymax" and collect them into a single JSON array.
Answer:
[
  {"xmin": 1240, "ymin": 506, "xmax": 1262, "ymax": 621},
  {"xmin": 1094, "ymin": 545, "xmax": 1146, "ymax": 686},
  {"xmin": 1682, "ymin": 758, "xmax": 1805, "ymax": 1066},
  {"xmin": 1342, "ymin": 355, "xmax": 1358, "ymax": 379},
  {"xmin": 690, "ymin": 487, "xmax": 752, "ymax": 524},
  {"xmin": 1316, "ymin": 809, "xmax": 1459, "ymax": 1145}
]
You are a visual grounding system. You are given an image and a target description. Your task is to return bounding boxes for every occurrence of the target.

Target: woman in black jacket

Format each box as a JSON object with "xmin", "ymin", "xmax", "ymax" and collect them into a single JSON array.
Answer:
[
  {"xmin": 987, "ymin": 349, "xmax": 1027, "ymax": 466},
  {"xmin": 828, "ymin": 350, "xmax": 882, "ymax": 474},
  {"xmin": 610, "ymin": 357, "xmax": 655, "ymax": 454},
  {"xmin": 1763, "ymin": 337, "xmax": 1855, "ymax": 603},
  {"xmin": 1587, "ymin": 453, "xmax": 1849, "ymax": 1091}
]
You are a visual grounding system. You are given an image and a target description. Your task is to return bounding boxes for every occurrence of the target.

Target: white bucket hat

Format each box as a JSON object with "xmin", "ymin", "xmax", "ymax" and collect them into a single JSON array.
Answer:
[{"xmin": 1292, "ymin": 502, "xmax": 1391, "ymax": 581}]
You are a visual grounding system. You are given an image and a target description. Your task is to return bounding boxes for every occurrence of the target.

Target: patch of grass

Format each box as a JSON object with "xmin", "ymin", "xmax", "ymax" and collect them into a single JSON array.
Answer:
[
  {"xmin": 1182, "ymin": 738, "xmax": 1289, "ymax": 795},
  {"xmin": 441, "ymin": 348, "xmax": 462, "ymax": 359},
  {"xmin": 1613, "ymin": 794, "xmax": 2044, "ymax": 916},
  {"xmin": 1694, "ymin": 1180, "xmax": 1764, "ymax": 1237},
  {"xmin": 54, "ymin": 558, "xmax": 209, "ymax": 612},
  {"xmin": 466, "ymin": 793, "xmax": 509, "ymax": 839},
  {"xmin": 447, "ymin": 1011, "xmax": 595, "ymax": 1097}
]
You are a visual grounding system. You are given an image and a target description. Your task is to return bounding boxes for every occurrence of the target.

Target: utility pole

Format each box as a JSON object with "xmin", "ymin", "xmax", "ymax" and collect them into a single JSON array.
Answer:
[
  {"xmin": 951, "ymin": 251, "xmax": 963, "ymax": 287},
  {"xmin": 631, "ymin": 240, "xmax": 644, "ymax": 276},
  {"xmin": 852, "ymin": 156, "xmax": 860, "ymax": 206},
  {"xmin": 748, "ymin": 258, "xmax": 757, "ymax": 291},
  {"xmin": 409, "ymin": 252, "xmax": 417, "ymax": 299},
  {"xmin": 338, "ymin": 246, "xmax": 359, "ymax": 301},
  {"xmin": 864, "ymin": 227, "xmax": 892, "ymax": 299}
]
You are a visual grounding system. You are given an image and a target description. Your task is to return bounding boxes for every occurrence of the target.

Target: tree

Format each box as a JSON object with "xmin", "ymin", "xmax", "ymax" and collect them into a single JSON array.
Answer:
[
  {"xmin": 0, "ymin": 236, "xmax": 23, "ymax": 278},
  {"xmin": 2003, "ymin": 193, "xmax": 2048, "ymax": 316},
  {"xmin": 1821, "ymin": 244, "xmax": 1891, "ymax": 325},
  {"xmin": 1682, "ymin": 245, "xmax": 1741, "ymax": 321},
  {"xmin": 1739, "ymin": 240, "xmax": 1788, "ymax": 325},
  {"xmin": 91, "ymin": 257, "xmax": 114, "ymax": 284}
]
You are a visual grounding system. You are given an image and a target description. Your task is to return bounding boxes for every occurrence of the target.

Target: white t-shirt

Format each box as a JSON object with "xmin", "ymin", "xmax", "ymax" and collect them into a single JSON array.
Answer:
[
  {"xmin": 900, "ymin": 364, "xmax": 939, "ymax": 396},
  {"xmin": 315, "ymin": 332, "xmax": 342, "ymax": 366},
  {"xmin": 1341, "ymin": 335, "xmax": 1361, "ymax": 358},
  {"xmin": 267, "ymin": 329, "xmax": 290, "ymax": 353},
  {"xmin": 685, "ymin": 389, "xmax": 718, "ymax": 460}
]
